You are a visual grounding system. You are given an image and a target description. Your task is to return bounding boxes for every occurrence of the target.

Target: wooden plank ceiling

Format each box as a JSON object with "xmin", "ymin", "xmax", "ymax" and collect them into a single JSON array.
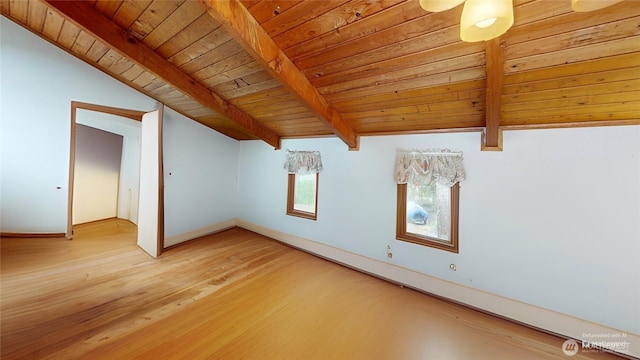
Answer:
[{"xmin": 2, "ymin": 0, "xmax": 638, "ymax": 150}]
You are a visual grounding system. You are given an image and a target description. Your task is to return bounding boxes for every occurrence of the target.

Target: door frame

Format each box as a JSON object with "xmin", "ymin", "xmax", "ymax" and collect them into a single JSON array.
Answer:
[{"xmin": 67, "ymin": 102, "xmax": 164, "ymax": 256}]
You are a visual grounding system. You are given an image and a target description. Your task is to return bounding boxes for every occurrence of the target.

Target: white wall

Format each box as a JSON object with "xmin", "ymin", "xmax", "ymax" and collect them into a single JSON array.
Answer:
[
  {"xmin": 76, "ymin": 110, "xmax": 142, "ymax": 224},
  {"xmin": 0, "ymin": 17, "xmax": 239, "ymax": 242},
  {"xmin": 73, "ymin": 124, "xmax": 123, "ymax": 224},
  {"xmin": 237, "ymin": 126, "xmax": 640, "ymax": 336},
  {"xmin": 163, "ymin": 107, "xmax": 239, "ymax": 247},
  {"xmin": 0, "ymin": 17, "xmax": 155, "ymax": 233}
]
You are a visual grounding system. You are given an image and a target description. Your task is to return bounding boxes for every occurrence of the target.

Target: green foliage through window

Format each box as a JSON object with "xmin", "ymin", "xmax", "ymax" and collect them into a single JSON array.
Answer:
[{"xmin": 294, "ymin": 174, "xmax": 316, "ymax": 210}]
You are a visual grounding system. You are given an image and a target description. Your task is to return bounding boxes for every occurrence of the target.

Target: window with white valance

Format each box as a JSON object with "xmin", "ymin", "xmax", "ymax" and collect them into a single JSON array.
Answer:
[
  {"xmin": 394, "ymin": 149, "xmax": 466, "ymax": 187},
  {"xmin": 284, "ymin": 150, "xmax": 322, "ymax": 220},
  {"xmin": 394, "ymin": 149, "xmax": 465, "ymax": 253},
  {"xmin": 283, "ymin": 149, "xmax": 323, "ymax": 174}
]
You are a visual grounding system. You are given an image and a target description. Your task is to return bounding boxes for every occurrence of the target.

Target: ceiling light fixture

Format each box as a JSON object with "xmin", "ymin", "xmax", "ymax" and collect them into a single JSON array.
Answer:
[
  {"xmin": 474, "ymin": 17, "xmax": 497, "ymax": 28},
  {"xmin": 419, "ymin": 0, "xmax": 625, "ymax": 42},
  {"xmin": 460, "ymin": 0, "xmax": 513, "ymax": 42}
]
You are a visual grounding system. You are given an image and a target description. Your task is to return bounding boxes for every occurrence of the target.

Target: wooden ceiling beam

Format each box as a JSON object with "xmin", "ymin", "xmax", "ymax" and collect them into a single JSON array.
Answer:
[
  {"xmin": 201, "ymin": 0, "xmax": 359, "ymax": 150},
  {"xmin": 482, "ymin": 38, "xmax": 504, "ymax": 151},
  {"xmin": 44, "ymin": 0, "xmax": 281, "ymax": 149}
]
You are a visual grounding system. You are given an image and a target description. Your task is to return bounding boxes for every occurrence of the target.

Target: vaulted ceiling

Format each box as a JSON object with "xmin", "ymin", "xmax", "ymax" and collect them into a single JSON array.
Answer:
[{"xmin": 2, "ymin": 0, "xmax": 638, "ymax": 150}]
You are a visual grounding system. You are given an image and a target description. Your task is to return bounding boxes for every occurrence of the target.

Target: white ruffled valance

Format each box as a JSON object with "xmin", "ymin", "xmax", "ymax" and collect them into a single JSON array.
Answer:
[
  {"xmin": 284, "ymin": 149, "xmax": 323, "ymax": 174},
  {"xmin": 394, "ymin": 149, "xmax": 466, "ymax": 187}
]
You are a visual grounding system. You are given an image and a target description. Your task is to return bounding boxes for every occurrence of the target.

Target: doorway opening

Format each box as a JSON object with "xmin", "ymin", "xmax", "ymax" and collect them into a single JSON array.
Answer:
[
  {"xmin": 73, "ymin": 124, "xmax": 124, "ymax": 225},
  {"xmin": 67, "ymin": 101, "xmax": 165, "ymax": 257}
]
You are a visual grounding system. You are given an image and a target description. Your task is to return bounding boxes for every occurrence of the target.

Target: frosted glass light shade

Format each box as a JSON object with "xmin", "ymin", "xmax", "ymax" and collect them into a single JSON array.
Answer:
[
  {"xmin": 419, "ymin": 0, "xmax": 466, "ymax": 12},
  {"xmin": 571, "ymin": 0, "xmax": 623, "ymax": 12},
  {"xmin": 460, "ymin": 0, "xmax": 514, "ymax": 42}
]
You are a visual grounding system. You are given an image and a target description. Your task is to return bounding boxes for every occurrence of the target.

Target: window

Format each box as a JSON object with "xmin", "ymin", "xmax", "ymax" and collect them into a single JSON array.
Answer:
[
  {"xmin": 394, "ymin": 149, "xmax": 465, "ymax": 253},
  {"xmin": 284, "ymin": 150, "xmax": 322, "ymax": 221},
  {"xmin": 287, "ymin": 172, "xmax": 318, "ymax": 220},
  {"xmin": 396, "ymin": 182, "xmax": 459, "ymax": 253}
]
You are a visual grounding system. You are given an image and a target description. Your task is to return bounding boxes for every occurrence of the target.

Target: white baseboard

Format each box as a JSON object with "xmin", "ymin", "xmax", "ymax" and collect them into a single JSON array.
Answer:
[
  {"xmin": 236, "ymin": 219, "xmax": 639, "ymax": 359},
  {"xmin": 164, "ymin": 219, "xmax": 236, "ymax": 248}
]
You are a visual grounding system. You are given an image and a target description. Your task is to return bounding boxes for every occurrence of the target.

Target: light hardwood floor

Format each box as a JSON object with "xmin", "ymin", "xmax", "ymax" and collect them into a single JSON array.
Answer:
[{"xmin": 1, "ymin": 219, "xmax": 622, "ymax": 359}]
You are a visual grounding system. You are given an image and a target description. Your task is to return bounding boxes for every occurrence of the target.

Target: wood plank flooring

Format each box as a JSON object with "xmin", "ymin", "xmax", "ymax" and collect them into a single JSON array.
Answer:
[{"xmin": 1, "ymin": 219, "xmax": 622, "ymax": 359}]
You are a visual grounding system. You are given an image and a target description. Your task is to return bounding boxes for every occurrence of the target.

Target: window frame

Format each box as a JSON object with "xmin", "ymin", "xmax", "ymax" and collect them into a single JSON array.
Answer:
[
  {"xmin": 396, "ymin": 182, "xmax": 460, "ymax": 253},
  {"xmin": 286, "ymin": 172, "xmax": 319, "ymax": 220}
]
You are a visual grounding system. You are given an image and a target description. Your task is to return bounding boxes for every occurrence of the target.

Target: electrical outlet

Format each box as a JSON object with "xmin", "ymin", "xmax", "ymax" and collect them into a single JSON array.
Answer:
[
  {"xmin": 386, "ymin": 245, "xmax": 393, "ymax": 259},
  {"xmin": 449, "ymin": 264, "xmax": 457, "ymax": 271}
]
